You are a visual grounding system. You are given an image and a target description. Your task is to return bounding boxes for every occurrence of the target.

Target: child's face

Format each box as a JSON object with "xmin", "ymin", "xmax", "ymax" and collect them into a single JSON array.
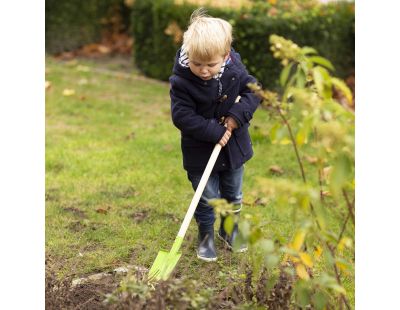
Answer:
[{"xmin": 188, "ymin": 54, "xmax": 229, "ymax": 81}]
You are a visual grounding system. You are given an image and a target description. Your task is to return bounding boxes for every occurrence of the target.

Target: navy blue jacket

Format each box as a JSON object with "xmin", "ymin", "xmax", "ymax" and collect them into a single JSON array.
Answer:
[{"xmin": 170, "ymin": 48, "xmax": 261, "ymax": 173}]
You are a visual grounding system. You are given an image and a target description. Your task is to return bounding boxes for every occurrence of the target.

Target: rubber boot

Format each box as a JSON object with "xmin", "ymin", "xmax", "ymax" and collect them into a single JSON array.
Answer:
[
  {"xmin": 197, "ymin": 225, "xmax": 217, "ymax": 262},
  {"xmin": 218, "ymin": 212, "xmax": 248, "ymax": 253}
]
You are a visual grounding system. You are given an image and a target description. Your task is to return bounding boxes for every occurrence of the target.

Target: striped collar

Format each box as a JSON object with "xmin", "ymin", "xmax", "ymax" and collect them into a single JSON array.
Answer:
[{"xmin": 178, "ymin": 46, "xmax": 231, "ymax": 80}]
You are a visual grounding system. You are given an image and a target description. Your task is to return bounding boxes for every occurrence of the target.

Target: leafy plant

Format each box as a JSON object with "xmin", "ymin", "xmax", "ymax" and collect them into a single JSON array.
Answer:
[{"xmin": 215, "ymin": 34, "xmax": 355, "ymax": 309}]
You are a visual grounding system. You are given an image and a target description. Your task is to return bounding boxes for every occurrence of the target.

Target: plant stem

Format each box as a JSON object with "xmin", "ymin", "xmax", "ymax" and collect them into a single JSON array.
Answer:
[
  {"xmin": 277, "ymin": 108, "xmax": 307, "ymax": 183},
  {"xmin": 313, "ymin": 127, "xmax": 325, "ymax": 203},
  {"xmin": 342, "ymin": 189, "xmax": 355, "ymax": 225},
  {"xmin": 327, "ymin": 244, "xmax": 351, "ymax": 310},
  {"xmin": 276, "ymin": 107, "xmax": 324, "ymax": 230},
  {"xmin": 337, "ymin": 211, "xmax": 350, "ymax": 246},
  {"xmin": 318, "ymin": 169, "xmax": 324, "ymax": 202}
]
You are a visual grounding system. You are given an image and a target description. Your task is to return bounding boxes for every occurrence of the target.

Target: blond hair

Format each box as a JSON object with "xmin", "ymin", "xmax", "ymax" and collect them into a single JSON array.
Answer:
[{"xmin": 183, "ymin": 8, "xmax": 232, "ymax": 61}]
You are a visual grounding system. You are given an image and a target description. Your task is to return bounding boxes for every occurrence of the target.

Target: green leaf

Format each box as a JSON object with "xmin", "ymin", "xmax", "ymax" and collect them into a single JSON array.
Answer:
[
  {"xmin": 269, "ymin": 122, "xmax": 281, "ymax": 143},
  {"xmin": 335, "ymin": 258, "xmax": 353, "ymax": 273},
  {"xmin": 295, "ymin": 281, "xmax": 311, "ymax": 306},
  {"xmin": 312, "ymin": 66, "xmax": 332, "ymax": 99},
  {"xmin": 280, "ymin": 63, "xmax": 293, "ymax": 87},
  {"xmin": 331, "ymin": 77, "xmax": 353, "ymax": 104},
  {"xmin": 249, "ymin": 227, "xmax": 263, "ymax": 244},
  {"xmin": 239, "ymin": 220, "xmax": 250, "ymax": 239},
  {"xmin": 223, "ymin": 215, "xmax": 234, "ymax": 235},
  {"xmin": 296, "ymin": 69, "xmax": 306, "ymax": 88},
  {"xmin": 312, "ymin": 67, "xmax": 324, "ymax": 96},
  {"xmin": 329, "ymin": 154, "xmax": 352, "ymax": 196},
  {"xmin": 265, "ymin": 254, "xmax": 279, "ymax": 268},
  {"xmin": 280, "ymin": 246, "xmax": 298, "ymax": 256},
  {"xmin": 313, "ymin": 291, "xmax": 328, "ymax": 310},
  {"xmin": 296, "ymin": 124, "xmax": 310, "ymax": 146},
  {"xmin": 328, "ymin": 283, "xmax": 346, "ymax": 295},
  {"xmin": 259, "ymin": 239, "xmax": 275, "ymax": 253},
  {"xmin": 309, "ymin": 56, "xmax": 335, "ymax": 71},
  {"xmin": 301, "ymin": 46, "xmax": 318, "ymax": 55}
]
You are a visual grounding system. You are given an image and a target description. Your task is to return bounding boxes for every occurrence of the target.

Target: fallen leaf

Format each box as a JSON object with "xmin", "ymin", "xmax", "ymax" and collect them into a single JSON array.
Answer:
[
  {"xmin": 125, "ymin": 132, "xmax": 135, "ymax": 140},
  {"xmin": 304, "ymin": 155, "xmax": 318, "ymax": 164},
  {"xmin": 269, "ymin": 165, "xmax": 284, "ymax": 175},
  {"xmin": 62, "ymin": 88, "xmax": 75, "ymax": 96},
  {"xmin": 96, "ymin": 208, "xmax": 108, "ymax": 215},
  {"xmin": 163, "ymin": 144, "xmax": 173, "ymax": 152},
  {"xmin": 321, "ymin": 190, "xmax": 331, "ymax": 197},
  {"xmin": 98, "ymin": 45, "xmax": 111, "ymax": 54},
  {"xmin": 45, "ymin": 81, "xmax": 52, "ymax": 90},
  {"xmin": 254, "ymin": 197, "xmax": 268, "ymax": 206}
]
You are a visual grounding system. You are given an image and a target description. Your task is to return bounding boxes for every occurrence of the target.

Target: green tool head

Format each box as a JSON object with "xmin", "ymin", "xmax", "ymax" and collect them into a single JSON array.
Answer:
[{"xmin": 148, "ymin": 250, "xmax": 182, "ymax": 281}]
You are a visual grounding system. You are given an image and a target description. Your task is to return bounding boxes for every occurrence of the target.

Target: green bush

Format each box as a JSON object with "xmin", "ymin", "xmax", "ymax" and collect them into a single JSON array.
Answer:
[
  {"xmin": 45, "ymin": 0, "xmax": 128, "ymax": 54},
  {"xmin": 131, "ymin": 0, "xmax": 235, "ymax": 80},
  {"xmin": 131, "ymin": 0, "xmax": 354, "ymax": 89}
]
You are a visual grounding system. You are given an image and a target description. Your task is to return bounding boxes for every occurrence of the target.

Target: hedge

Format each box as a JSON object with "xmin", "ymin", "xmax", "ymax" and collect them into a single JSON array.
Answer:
[
  {"xmin": 131, "ymin": 0, "xmax": 354, "ymax": 89},
  {"xmin": 45, "ymin": 0, "xmax": 129, "ymax": 54}
]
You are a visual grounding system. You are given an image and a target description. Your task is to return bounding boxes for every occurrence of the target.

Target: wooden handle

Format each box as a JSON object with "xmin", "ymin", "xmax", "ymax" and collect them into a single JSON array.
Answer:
[{"xmin": 177, "ymin": 144, "xmax": 222, "ymax": 238}]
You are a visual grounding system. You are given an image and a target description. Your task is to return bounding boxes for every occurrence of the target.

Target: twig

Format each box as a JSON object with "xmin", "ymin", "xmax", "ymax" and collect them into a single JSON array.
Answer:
[
  {"xmin": 313, "ymin": 127, "xmax": 325, "ymax": 203},
  {"xmin": 327, "ymin": 244, "xmax": 351, "ymax": 310},
  {"xmin": 342, "ymin": 189, "xmax": 355, "ymax": 225},
  {"xmin": 318, "ymin": 168, "xmax": 325, "ymax": 203},
  {"xmin": 337, "ymin": 211, "xmax": 351, "ymax": 246},
  {"xmin": 277, "ymin": 108, "xmax": 307, "ymax": 183}
]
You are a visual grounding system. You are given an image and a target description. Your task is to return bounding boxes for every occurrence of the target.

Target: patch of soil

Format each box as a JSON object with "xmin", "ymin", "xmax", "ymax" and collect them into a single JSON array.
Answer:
[
  {"xmin": 130, "ymin": 210, "xmax": 148, "ymax": 223},
  {"xmin": 63, "ymin": 207, "xmax": 87, "ymax": 219},
  {"xmin": 100, "ymin": 185, "xmax": 137, "ymax": 199},
  {"xmin": 165, "ymin": 212, "xmax": 180, "ymax": 223},
  {"xmin": 46, "ymin": 271, "xmax": 119, "ymax": 310},
  {"xmin": 67, "ymin": 220, "xmax": 87, "ymax": 232},
  {"xmin": 46, "ymin": 188, "xmax": 60, "ymax": 202}
]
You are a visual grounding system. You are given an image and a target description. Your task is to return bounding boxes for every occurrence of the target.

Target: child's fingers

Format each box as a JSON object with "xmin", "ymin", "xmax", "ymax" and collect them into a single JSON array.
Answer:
[{"xmin": 219, "ymin": 130, "xmax": 231, "ymax": 146}]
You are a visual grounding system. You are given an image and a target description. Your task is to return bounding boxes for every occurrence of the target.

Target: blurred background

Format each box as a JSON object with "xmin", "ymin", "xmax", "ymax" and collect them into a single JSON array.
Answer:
[{"xmin": 45, "ymin": 0, "xmax": 354, "ymax": 92}]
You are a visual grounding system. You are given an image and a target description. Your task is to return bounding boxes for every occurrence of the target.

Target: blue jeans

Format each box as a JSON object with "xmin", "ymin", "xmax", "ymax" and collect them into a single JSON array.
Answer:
[{"xmin": 187, "ymin": 165, "xmax": 244, "ymax": 229}]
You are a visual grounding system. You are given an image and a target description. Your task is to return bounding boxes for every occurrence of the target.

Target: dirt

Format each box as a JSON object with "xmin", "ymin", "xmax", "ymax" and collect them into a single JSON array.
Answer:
[
  {"xmin": 130, "ymin": 210, "xmax": 148, "ymax": 223},
  {"xmin": 46, "ymin": 271, "xmax": 119, "ymax": 309},
  {"xmin": 63, "ymin": 206, "xmax": 87, "ymax": 219}
]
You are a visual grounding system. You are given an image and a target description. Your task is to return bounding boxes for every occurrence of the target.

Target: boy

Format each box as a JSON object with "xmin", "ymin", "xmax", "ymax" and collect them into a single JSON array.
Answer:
[{"xmin": 170, "ymin": 8, "xmax": 261, "ymax": 262}]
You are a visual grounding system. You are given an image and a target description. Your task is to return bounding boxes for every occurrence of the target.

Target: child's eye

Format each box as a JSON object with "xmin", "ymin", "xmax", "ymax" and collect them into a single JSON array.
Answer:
[{"xmin": 208, "ymin": 63, "xmax": 218, "ymax": 67}]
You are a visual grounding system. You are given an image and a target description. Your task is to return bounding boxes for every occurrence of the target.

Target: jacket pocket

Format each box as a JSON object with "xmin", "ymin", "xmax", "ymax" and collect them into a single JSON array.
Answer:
[{"xmin": 233, "ymin": 124, "xmax": 252, "ymax": 157}]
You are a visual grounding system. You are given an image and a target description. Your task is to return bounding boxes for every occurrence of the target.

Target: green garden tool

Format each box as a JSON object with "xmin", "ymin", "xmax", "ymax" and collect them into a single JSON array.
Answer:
[{"xmin": 148, "ymin": 143, "xmax": 222, "ymax": 281}]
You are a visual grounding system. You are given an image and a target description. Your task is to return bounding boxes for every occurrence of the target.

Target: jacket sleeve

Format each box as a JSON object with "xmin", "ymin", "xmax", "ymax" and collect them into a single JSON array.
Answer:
[
  {"xmin": 170, "ymin": 76, "xmax": 226, "ymax": 143},
  {"xmin": 226, "ymin": 61, "xmax": 261, "ymax": 127}
]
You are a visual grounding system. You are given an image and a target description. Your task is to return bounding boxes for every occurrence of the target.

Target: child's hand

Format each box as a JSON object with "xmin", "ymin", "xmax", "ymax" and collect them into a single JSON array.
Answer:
[
  {"xmin": 224, "ymin": 116, "xmax": 239, "ymax": 132},
  {"xmin": 218, "ymin": 128, "xmax": 231, "ymax": 147}
]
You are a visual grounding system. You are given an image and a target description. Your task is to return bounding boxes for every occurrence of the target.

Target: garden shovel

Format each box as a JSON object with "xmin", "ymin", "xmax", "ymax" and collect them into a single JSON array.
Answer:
[{"xmin": 148, "ymin": 143, "xmax": 222, "ymax": 281}]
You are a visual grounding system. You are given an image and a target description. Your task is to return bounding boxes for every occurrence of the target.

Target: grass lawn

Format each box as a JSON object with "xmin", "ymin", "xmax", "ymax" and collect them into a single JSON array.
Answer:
[{"xmin": 45, "ymin": 56, "xmax": 354, "ymax": 305}]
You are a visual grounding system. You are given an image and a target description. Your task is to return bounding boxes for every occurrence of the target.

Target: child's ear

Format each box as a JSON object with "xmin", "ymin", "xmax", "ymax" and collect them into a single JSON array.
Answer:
[{"xmin": 223, "ymin": 53, "xmax": 229, "ymax": 61}]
